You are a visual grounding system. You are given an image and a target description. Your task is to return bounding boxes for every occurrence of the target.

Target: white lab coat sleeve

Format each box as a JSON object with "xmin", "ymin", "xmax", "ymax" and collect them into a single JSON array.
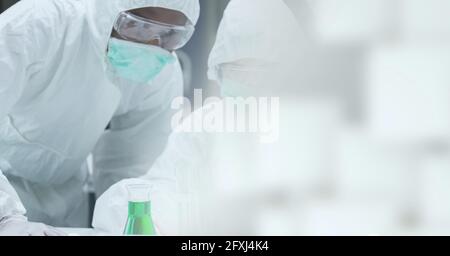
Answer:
[
  {"xmin": 0, "ymin": 1, "xmax": 53, "ymax": 220},
  {"xmin": 92, "ymin": 62, "xmax": 184, "ymax": 197},
  {"xmin": 0, "ymin": 2, "xmax": 36, "ymax": 121}
]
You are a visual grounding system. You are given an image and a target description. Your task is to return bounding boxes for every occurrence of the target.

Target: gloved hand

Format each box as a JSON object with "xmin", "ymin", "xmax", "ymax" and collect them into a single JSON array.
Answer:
[{"xmin": 0, "ymin": 215, "xmax": 67, "ymax": 236}]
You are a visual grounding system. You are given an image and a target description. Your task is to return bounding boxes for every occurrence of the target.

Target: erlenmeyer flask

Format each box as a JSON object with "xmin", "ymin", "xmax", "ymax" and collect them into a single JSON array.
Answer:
[{"xmin": 124, "ymin": 184, "xmax": 156, "ymax": 236}]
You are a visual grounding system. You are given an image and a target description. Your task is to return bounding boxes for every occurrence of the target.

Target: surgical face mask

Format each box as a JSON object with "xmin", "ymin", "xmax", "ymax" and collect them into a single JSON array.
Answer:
[{"xmin": 107, "ymin": 38, "xmax": 176, "ymax": 84}]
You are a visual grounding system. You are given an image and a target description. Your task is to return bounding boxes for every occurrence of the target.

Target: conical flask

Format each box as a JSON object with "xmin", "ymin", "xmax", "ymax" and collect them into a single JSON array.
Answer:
[{"xmin": 123, "ymin": 184, "xmax": 156, "ymax": 236}]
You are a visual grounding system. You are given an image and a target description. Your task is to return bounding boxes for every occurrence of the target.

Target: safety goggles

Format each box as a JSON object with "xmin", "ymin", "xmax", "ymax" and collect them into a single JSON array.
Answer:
[{"xmin": 113, "ymin": 11, "xmax": 195, "ymax": 51}]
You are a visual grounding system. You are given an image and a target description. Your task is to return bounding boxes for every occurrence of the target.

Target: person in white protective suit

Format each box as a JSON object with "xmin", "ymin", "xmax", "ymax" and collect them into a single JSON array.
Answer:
[
  {"xmin": 0, "ymin": 0, "xmax": 200, "ymax": 235},
  {"xmin": 93, "ymin": 0, "xmax": 304, "ymax": 235}
]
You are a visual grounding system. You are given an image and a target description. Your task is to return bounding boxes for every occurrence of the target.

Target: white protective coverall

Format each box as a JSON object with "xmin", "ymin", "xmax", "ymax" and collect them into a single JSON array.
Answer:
[
  {"xmin": 93, "ymin": 0, "xmax": 303, "ymax": 235},
  {"xmin": 0, "ymin": 0, "xmax": 199, "ymax": 228}
]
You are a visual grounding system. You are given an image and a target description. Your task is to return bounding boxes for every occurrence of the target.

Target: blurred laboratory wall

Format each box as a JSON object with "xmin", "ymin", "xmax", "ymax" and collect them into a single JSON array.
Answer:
[{"xmin": 268, "ymin": 0, "xmax": 450, "ymax": 235}]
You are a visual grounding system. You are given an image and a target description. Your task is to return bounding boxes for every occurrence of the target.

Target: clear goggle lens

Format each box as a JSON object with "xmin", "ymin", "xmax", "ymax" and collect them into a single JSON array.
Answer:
[{"xmin": 113, "ymin": 11, "xmax": 195, "ymax": 51}]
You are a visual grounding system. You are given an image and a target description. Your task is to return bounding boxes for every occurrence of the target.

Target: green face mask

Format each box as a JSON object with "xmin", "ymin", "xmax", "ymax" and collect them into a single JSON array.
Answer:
[{"xmin": 107, "ymin": 38, "xmax": 176, "ymax": 84}]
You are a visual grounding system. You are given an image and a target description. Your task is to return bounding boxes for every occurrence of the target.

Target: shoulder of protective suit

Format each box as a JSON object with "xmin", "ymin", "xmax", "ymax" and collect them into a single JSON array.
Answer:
[
  {"xmin": 1, "ymin": 0, "xmax": 76, "ymax": 31},
  {"xmin": 0, "ymin": 0, "xmax": 87, "ymax": 60}
]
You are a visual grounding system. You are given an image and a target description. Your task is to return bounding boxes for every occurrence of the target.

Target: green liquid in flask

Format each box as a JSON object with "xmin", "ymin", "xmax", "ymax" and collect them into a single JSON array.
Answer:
[{"xmin": 124, "ymin": 201, "xmax": 156, "ymax": 236}]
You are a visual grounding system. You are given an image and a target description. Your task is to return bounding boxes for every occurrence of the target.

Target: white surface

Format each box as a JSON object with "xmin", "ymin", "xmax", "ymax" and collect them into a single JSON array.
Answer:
[
  {"xmin": 400, "ymin": 0, "xmax": 450, "ymax": 42},
  {"xmin": 58, "ymin": 228, "xmax": 104, "ymax": 236},
  {"xmin": 300, "ymin": 200, "xmax": 404, "ymax": 236},
  {"xmin": 418, "ymin": 153, "xmax": 450, "ymax": 227},
  {"xmin": 335, "ymin": 128, "xmax": 413, "ymax": 202}
]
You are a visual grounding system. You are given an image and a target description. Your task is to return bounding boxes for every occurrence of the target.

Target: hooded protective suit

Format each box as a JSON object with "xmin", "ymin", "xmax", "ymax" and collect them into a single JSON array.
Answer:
[
  {"xmin": 93, "ymin": 0, "xmax": 303, "ymax": 235},
  {"xmin": 0, "ymin": 0, "xmax": 200, "ymax": 228}
]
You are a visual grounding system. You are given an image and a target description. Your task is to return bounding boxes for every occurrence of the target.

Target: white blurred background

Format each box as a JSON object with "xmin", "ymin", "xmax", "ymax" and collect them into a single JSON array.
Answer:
[
  {"xmin": 255, "ymin": 0, "xmax": 450, "ymax": 235},
  {"xmin": 184, "ymin": 0, "xmax": 450, "ymax": 236}
]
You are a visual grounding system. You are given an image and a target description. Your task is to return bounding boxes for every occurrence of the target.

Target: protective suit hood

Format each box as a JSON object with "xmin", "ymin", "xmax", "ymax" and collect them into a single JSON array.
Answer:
[
  {"xmin": 208, "ymin": 0, "xmax": 302, "ymax": 81},
  {"xmin": 84, "ymin": 0, "xmax": 200, "ymax": 57}
]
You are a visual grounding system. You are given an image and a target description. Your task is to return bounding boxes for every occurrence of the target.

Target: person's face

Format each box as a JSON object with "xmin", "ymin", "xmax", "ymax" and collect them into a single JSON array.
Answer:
[{"xmin": 111, "ymin": 7, "xmax": 188, "ymax": 48}]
